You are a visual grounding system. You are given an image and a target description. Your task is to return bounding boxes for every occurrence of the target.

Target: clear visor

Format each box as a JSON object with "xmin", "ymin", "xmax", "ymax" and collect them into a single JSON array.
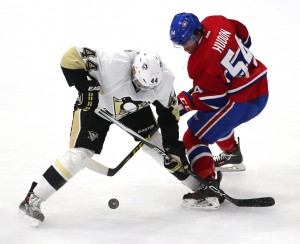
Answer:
[{"xmin": 132, "ymin": 76, "xmax": 154, "ymax": 91}]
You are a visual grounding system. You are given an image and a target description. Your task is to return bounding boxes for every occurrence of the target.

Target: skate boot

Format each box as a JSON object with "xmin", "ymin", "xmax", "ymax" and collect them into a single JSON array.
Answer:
[
  {"xmin": 19, "ymin": 182, "xmax": 45, "ymax": 226},
  {"xmin": 214, "ymin": 137, "xmax": 245, "ymax": 172},
  {"xmin": 182, "ymin": 171, "xmax": 224, "ymax": 210}
]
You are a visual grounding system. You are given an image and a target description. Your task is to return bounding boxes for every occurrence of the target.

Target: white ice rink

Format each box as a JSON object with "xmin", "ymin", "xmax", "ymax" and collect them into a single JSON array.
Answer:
[{"xmin": 1, "ymin": 0, "xmax": 299, "ymax": 243}]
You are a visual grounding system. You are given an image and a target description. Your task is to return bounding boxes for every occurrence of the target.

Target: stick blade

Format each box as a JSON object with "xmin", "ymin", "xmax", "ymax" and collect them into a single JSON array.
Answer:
[
  {"xmin": 227, "ymin": 196, "xmax": 275, "ymax": 207},
  {"xmin": 85, "ymin": 158, "xmax": 109, "ymax": 176}
]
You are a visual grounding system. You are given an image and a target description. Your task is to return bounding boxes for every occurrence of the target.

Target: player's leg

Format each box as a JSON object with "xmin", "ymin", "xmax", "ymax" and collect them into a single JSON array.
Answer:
[
  {"xmin": 181, "ymin": 128, "xmax": 222, "ymax": 209},
  {"xmin": 214, "ymin": 132, "xmax": 245, "ymax": 172},
  {"xmin": 181, "ymin": 104, "xmax": 241, "ymax": 208},
  {"xmin": 19, "ymin": 109, "xmax": 111, "ymax": 224},
  {"xmin": 213, "ymin": 95, "xmax": 268, "ymax": 171},
  {"xmin": 121, "ymin": 107, "xmax": 200, "ymax": 191}
]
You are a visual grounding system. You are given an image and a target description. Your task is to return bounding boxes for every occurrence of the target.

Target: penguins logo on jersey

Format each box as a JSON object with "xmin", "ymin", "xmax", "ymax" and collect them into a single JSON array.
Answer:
[
  {"xmin": 87, "ymin": 131, "xmax": 99, "ymax": 141},
  {"xmin": 113, "ymin": 96, "xmax": 149, "ymax": 117}
]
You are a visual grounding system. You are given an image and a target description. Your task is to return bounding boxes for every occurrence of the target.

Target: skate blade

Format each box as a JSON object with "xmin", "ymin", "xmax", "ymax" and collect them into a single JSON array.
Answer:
[
  {"xmin": 182, "ymin": 197, "xmax": 220, "ymax": 210},
  {"xmin": 215, "ymin": 162, "xmax": 246, "ymax": 172},
  {"xmin": 18, "ymin": 210, "xmax": 41, "ymax": 227}
]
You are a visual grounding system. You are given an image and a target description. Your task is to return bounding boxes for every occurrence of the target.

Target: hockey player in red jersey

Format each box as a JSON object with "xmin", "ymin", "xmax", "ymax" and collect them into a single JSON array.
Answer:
[{"xmin": 170, "ymin": 13, "xmax": 269, "ymax": 208}]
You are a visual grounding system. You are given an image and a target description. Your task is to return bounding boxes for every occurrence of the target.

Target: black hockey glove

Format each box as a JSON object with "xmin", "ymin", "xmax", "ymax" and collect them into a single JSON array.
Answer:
[
  {"xmin": 163, "ymin": 141, "xmax": 190, "ymax": 181},
  {"xmin": 75, "ymin": 79, "xmax": 100, "ymax": 111}
]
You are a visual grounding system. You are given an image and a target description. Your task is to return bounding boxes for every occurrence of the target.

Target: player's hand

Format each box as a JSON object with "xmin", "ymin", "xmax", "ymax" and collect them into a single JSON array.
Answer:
[
  {"xmin": 177, "ymin": 91, "xmax": 196, "ymax": 115},
  {"xmin": 163, "ymin": 141, "xmax": 190, "ymax": 181},
  {"xmin": 76, "ymin": 79, "xmax": 100, "ymax": 110}
]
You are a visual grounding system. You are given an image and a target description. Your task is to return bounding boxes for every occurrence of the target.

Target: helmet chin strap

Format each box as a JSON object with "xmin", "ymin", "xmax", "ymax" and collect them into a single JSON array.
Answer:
[
  {"xmin": 131, "ymin": 77, "xmax": 141, "ymax": 93},
  {"xmin": 133, "ymin": 84, "xmax": 141, "ymax": 93},
  {"xmin": 131, "ymin": 68, "xmax": 141, "ymax": 93},
  {"xmin": 196, "ymin": 34, "xmax": 204, "ymax": 45}
]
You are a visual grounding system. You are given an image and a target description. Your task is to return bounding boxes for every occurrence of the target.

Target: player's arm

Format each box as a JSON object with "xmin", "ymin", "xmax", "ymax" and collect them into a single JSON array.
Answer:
[
  {"xmin": 60, "ymin": 47, "xmax": 100, "ymax": 110},
  {"xmin": 153, "ymin": 100, "xmax": 179, "ymax": 146},
  {"xmin": 177, "ymin": 90, "xmax": 216, "ymax": 115},
  {"xmin": 229, "ymin": 19, "xmax": 252, "ymax": 48},
  {"xmin": 177, "ymin": 88, "xmax": 227, "ymax": 115},
  {"xmin": 153, "ymin": 100, "xmax": 189, "ymax": 181},
  {"xmin": 60, "ymin": 46, "xmax": 88, "ymax": 87}
]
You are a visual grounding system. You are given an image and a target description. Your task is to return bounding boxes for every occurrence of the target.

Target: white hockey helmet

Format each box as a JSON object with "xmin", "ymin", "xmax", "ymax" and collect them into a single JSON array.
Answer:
[{"xmin": 132, "ymin": 52, "xmax": 163, "ymax": 91}]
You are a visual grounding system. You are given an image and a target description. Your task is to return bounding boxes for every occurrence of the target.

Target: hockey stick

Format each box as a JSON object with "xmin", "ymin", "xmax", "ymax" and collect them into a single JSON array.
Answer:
[
  {"xmin": 85, "ymin": 124, "xmax": 159, "ymax": 176},
  {"xmin": 187, "ymin": 170, "xmax": 275, "ymax": 207},
  {"xmin": 87, "ymin": 88, "xmax": 191, "ymax": 176},
  {"xmin": 97, "ymin": 108, "xmax": 275, "ymax": 207}
]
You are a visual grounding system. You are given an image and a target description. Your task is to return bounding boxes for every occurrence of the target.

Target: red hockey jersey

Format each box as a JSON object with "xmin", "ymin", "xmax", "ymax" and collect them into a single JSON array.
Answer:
[{"xmin": 187, "ymin": 15, "xmax": 268, "ymax": 111}]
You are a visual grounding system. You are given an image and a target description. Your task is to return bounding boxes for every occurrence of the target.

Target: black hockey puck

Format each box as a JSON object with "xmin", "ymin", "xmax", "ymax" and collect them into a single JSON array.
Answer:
[{"xmin": 108, "ymin": 198, "xmax": 119, "ymax": 209}]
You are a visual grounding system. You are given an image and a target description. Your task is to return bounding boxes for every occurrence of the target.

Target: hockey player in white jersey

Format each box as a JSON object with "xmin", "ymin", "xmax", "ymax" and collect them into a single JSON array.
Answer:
[{"xmin": 19, "ymin": 47, "xmax": 207, "ymax": 225}]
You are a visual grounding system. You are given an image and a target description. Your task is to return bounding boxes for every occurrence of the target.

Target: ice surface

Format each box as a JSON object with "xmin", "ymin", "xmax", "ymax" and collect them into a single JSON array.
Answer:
[{"xmin": 1, "ymin": 0, "xmax": 300, "ymax": 243}]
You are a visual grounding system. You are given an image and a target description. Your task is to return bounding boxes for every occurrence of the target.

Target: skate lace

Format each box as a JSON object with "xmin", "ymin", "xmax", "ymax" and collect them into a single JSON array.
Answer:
[
  {"xmin": 28, "ymin": 194, "xmax": 42, "ymax": 212},
  {"xmin": 188, "ymin": 184, "xmax": 206, "ymax": 197},
  {"xmin": 213, "ymin": 152, "xmax": 231, "ymax": 163},
  {"xmin": 184, "ymin": 182, "xmax": 220, "ymax": 200}
]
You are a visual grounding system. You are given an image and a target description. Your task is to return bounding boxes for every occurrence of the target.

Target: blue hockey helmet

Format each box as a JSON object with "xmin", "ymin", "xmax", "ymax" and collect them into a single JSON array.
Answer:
[{"xmin": 170, "ymin": 13, "xmax": 202, "ymax": 46}]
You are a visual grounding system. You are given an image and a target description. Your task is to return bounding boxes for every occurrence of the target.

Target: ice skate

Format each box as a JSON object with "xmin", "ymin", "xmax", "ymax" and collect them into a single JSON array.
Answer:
[
  {"xmin": 214, "ymin": 137, "xmax": 245, "ymax": 172},
  {"xmin": 182, "ymin": 171, "xmax": 224, "ymax": 210},
  {"xmin": 19, "ymin": 182, "xmax": 44, "ymax": 226}
]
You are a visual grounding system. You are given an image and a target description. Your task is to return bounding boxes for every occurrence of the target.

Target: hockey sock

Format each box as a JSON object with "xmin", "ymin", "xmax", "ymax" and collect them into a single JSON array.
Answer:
[
  {"xmin": 191, "ymin": 156, "xmax": 215, "ymax": 179},
  {"xmin": 183, "ymin": 129, "xmax": 215, "ymax": 179},
  {"xmin": 216, "ymin": 131, "xmax": 237, "ymax": 152}
]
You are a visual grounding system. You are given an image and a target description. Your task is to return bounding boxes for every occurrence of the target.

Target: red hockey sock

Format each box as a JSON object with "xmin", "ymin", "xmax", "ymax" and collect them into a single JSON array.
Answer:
[
  {"xmin": 183, "ymin": 129, "xmax": 215, "ymax": 179},
  {"xmin": 216, "ymin": 132, "xmax": 237, "ymax": 152},
  {"xmin": 192, "ymin": 156, "xmax": 215, "ymax": 179}
]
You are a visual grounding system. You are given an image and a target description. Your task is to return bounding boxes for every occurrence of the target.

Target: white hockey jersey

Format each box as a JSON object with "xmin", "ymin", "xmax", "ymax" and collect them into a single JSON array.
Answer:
[{"xmin": 74, "ymin": 47, "xmax": 177, "ymax": 119}]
